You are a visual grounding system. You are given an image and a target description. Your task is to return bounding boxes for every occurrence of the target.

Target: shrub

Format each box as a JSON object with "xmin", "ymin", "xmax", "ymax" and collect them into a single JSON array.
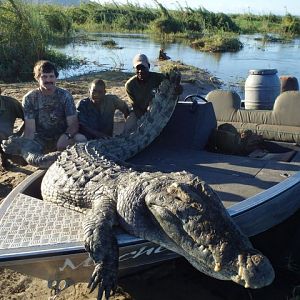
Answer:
[
  {"xmin": 150, "ymin": 17, "xmax": 182, "ymax": 34},
  {"xmin": 191, "ymin": 32, "xmax": 243, "ymax": 52},
  {"xmin": 281, "ymin": 14, "xmax": 300, "ymax": 35},
  {"xmin": 0, "ymin": 0, "xmax": 73, "ymax": 82},
  {"xmin": 66, "ymin": 6, "xmax": 90, "ymax": 25},
  {"xmin": 39, "ymin": 5, "xmax": 73, "ymax": 38}
]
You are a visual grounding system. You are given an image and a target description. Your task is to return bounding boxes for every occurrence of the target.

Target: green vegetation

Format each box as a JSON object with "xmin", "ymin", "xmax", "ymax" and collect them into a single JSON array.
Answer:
[
  {"xmin": 0, "ymin": 0, "xmax": 75, "ymax": 82},
  {"xmin": 66, "ymin": 2, "xmax": 240, "ymax": 35},
  {"xmin": 64, "ymin": 2, "xmax": 300, "ymax": 37},
  {"xmin": 37, "ymin": 4, "xmax": 73, "ymax": 40},
  {"xmin": 232, "ymin": 13, "xmax": 300, "ymax": 36},
  {"xmin": 101, "ymin": 39, "xmax": 121, "ymax": 49},
  {"xmin": 191, "ymin": 32, "xmax": 243, "ymax": 52},
  {"xmin": 66, "ymin": 2, "xmax": 158, "ymax": 32}
]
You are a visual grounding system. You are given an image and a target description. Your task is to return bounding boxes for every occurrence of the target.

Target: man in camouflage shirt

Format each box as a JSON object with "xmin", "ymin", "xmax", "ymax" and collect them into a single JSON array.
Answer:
[
  {"xmin": 77, "ymin": 79, "xmax": 129, "ymax": 139},
  {"xmin": 22, "ymin": 60, "xmax": 86, "ymax": 152}
]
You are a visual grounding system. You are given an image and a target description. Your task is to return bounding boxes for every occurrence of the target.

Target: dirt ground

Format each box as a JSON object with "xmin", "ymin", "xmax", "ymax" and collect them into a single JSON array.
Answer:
[{"xmin": 1, "ymin": 62, "xmax": 299, "ymax": 300}]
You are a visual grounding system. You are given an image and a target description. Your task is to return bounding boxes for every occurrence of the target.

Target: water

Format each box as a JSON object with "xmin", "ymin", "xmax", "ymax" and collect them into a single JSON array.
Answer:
[{"xmin": 55, "ymin": 33, "xmax": 300, "ymax": 96}]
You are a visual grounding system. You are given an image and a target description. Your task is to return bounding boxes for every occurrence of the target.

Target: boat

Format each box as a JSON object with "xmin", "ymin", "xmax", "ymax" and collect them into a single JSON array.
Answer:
[{"xmin": 0, "ymin": 90, "xmax": 300, "ymax": 293}]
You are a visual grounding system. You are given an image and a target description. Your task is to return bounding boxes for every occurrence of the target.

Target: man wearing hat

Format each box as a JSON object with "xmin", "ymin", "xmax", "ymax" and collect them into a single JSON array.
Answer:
[{"xmin": 124, "ymin": 53, "xmax": 181, "ymax": 132}]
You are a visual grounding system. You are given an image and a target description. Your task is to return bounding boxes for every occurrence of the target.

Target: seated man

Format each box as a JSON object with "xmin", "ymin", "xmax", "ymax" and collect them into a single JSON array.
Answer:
[
  {"xmin": 22, "ymin": 60, "xmax": 86, "ymax": 152},
  {"xmin": 77, "ymin": 79, "xmax": 130, "ymax": 140},
  {"xmin": 0, "ymin": 88, "xmax": 24, "ymax": 169},
  {"xmin": 124, "ymin": 53, "xmax": 182, "ymax": 132}
]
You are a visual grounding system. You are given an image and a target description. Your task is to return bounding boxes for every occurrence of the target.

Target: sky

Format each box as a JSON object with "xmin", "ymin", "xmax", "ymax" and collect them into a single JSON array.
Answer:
[{"xmin": 94, "ymin": 0, "xmax": 300, "ymax": 16}]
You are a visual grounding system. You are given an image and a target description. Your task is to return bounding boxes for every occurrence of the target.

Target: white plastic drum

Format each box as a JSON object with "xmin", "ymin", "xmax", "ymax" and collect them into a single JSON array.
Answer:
[{"xmin": 245, "ymin": 69, "xmax": 280, "ymax": 110}]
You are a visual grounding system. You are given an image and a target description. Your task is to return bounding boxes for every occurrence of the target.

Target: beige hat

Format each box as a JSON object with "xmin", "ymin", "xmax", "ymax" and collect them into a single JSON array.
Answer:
[{"xmin": 132, "ymin": 54, "xmax": 150, "ymax": 69}]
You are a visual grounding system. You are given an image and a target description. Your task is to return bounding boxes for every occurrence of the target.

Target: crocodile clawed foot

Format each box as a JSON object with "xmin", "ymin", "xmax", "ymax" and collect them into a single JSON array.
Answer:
[{"xmin": 88, "ymin": 262, "xmax": 118, "ymax": 300}]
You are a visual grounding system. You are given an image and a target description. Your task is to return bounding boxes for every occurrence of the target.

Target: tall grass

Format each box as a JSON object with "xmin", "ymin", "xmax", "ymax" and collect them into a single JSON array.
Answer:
[
  {"xmin": 66, "ymin": 2, "xmax": 300, "ymax": 37},
  {"xmin": 38, "ymin": 4, "xmax": 73, "ymax": 40},
  {"xmin": 66, "ymin": 2, "xmax": 239, "ymax": 35},
  {"xmin": 66, "ymin": 2, "xmax": 158, "ymax": 32},
  {"xmin": 0, "ymin": 0, "xmax": 74, "ymax": 82},
  {"xmin": 232, "ymin": 13, "xmax": 300, "ymax": 36}
]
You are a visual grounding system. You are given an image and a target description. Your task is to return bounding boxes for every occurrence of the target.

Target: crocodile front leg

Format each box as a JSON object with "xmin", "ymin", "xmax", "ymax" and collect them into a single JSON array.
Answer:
[{"xmin": 83, "ymin": 195, "xmax": 118, "ymax": 300}]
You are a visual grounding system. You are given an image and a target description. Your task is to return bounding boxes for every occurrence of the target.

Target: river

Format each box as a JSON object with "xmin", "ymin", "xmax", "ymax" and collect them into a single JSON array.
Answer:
[{"xmin": 55, "ymin": 32, "xmax": 300, "ymax": 98}]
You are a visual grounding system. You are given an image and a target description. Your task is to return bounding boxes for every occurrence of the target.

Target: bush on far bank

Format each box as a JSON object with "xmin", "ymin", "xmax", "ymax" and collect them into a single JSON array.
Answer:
[{"xmin": 191, "ymin": 32, "xmax": 243, "ymax": 52}]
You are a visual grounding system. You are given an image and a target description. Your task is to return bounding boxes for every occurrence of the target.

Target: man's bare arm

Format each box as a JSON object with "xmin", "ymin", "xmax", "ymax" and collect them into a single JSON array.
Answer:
[
  {"xmin": 23, "ymin": 119, "xmax": 36, "ymax": 139},
  {"xmin": 65, "ymin": 115, "xmax": 79, "ymax": 136}
]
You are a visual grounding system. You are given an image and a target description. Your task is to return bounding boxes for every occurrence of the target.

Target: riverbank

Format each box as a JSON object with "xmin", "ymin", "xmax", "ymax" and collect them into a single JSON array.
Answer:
[{"xmin": 0, "ymin": 62, "xmax": 222, "ymax": 300}]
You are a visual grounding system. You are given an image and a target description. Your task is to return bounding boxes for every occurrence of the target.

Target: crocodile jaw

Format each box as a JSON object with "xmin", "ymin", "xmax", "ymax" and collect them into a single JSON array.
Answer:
[{"xmin": 144, "ymin": 177, "xmax": 275, "ymax": 289}]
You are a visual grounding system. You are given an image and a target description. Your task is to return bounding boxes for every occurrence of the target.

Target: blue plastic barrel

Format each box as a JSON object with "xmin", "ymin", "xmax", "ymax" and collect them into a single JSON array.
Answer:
[{"xmin": 245, "ymin": 69, "xmax": 280, "ymax": 110}]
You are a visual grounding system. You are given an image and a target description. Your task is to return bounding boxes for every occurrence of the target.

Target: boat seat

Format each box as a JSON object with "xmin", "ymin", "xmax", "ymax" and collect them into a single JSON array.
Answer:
[
  {"xmin": 206, "ymin": 90, "xmax": 300, "ymax": 143},
  {"xmin": 152, "ymin": 101, "xmax": 217, "ymax": 150},
  {"xmin": 280, "ymin": 75, "xmax": 299, "ymax": 93}
]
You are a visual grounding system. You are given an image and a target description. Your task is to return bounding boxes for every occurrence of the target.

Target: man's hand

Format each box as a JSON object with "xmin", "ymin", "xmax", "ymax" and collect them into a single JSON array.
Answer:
[{"xmin": 57, "ymin": 133, "xmax": 74, "ymax": 151}]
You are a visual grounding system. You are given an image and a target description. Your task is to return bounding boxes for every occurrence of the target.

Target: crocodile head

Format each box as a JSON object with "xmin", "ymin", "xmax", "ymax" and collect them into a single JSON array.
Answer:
[{"xmin": 132, "ymin": 173, "xmax": 275, "ymax": 289}]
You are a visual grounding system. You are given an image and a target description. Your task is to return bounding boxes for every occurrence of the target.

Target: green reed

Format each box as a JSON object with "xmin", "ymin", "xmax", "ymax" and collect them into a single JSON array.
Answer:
[
  {"xmin": 0, "ymin": 0, "xmax": 74, "ymax": 82},
  {"xmin": 232, "ymin": 13, "xmax": 300, "ymax": 36}
]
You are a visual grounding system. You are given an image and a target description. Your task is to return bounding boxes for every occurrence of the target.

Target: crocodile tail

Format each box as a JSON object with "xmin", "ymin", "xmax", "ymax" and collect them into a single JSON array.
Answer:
[{"xmin": 87, "ymin": 69, "xmax": 181, "ymax": 160}]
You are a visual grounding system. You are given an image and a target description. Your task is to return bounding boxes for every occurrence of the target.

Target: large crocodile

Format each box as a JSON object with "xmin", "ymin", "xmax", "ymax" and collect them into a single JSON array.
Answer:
[{"xmin": 2, "ymin": 71, "xmax": 274, "ymax": 299}]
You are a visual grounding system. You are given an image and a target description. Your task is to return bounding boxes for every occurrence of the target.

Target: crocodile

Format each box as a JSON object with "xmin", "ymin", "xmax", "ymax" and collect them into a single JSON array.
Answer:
[{"xmin": 2, "ymin": 71, "xmax": 275, "ymax": 299}]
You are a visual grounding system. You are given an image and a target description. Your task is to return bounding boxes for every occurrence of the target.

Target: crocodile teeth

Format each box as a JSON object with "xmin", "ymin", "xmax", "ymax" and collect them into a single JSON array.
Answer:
[
  {"xmin": 238, "ymin": 265, "xmax": 244, "ymax": 277},
  {"xmin": 214, "ymin": 262, "xmax": 221, "ymax": 272}
]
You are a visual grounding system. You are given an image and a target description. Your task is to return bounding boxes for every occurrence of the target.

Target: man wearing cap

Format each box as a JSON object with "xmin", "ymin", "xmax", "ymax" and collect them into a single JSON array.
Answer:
[{"xmin": 124, "ymin": 53, "xmax": 182, "ymax": 132}]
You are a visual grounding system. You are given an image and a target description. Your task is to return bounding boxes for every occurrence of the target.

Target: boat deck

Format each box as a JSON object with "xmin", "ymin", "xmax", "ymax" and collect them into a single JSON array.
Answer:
[
  {"xmin": 127, "ymin": 101, "xmax": 300, "ymax": 208},
  {"xmin": 130, "ymin": 143, "xmax": 300, "ymax": 208}
]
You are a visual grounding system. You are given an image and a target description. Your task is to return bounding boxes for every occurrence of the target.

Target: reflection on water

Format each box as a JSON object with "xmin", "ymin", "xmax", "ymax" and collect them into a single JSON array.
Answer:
[{"xmin": 55, "ymin": 33, "xmax": 300, "ymax": 97}]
